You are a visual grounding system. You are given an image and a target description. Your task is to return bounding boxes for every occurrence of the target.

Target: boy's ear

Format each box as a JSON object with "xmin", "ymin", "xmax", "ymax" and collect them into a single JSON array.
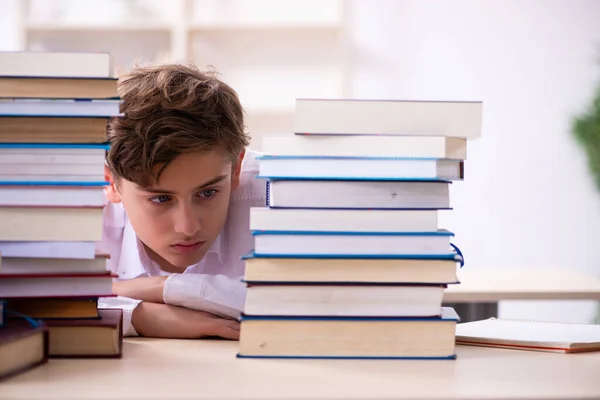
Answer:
[
  {"xmin": 230, "ymin": 149, "xmax": 246, "ymax": 191},
  {"xmin": 104, "ymin": 163, "xmax": 122, "ymax": 203}
]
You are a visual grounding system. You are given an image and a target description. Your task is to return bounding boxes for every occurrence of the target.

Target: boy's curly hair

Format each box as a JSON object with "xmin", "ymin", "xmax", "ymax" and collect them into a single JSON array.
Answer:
[{"xmin": 106, "ymin": 63, "xmax": 250, "ymax": 187}]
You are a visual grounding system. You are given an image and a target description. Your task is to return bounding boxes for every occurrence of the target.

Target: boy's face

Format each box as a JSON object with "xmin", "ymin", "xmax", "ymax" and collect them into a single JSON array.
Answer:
[{"xmin": 105, "ymin": 149, "xmax": 244, "ymax": 272}]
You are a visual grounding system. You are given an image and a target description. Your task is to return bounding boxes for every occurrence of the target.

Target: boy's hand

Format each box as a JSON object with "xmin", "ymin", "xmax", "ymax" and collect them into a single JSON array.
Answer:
[{"xmin": 132, "ymin": 301, "xmax": 240, "ymax": 340}]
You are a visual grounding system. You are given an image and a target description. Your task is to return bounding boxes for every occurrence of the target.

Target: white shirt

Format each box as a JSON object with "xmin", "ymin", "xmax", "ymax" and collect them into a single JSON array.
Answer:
[{"xmin": 96, "ymin": 149, "xmax": 266, "ymax": 336}]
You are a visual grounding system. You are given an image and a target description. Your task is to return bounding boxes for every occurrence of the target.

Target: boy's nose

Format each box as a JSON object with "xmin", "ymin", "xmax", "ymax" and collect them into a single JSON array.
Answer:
[{"xmin": 173, "ymin": 204, "xmax": 201, "ymax": 236}]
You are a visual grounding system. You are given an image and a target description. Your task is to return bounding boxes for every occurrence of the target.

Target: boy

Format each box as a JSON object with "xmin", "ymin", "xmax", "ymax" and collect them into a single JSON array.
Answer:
[{"xmin": 96, "ymin": 63, "xmax": 266, "ymax": 339}]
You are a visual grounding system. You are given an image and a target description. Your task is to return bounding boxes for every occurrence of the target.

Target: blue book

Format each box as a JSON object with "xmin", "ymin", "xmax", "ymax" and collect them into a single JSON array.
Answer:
[{"xmin": 237, "ymin": 307, "xmax": 460, "ymax": 360}]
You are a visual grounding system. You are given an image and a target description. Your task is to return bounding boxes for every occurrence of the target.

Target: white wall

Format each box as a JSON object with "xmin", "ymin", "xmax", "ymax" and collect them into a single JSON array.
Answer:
[
  {"xmin": 350, "ymin": 0, "xmax": 600, "ymax": 323},
  {"xmin": 0, "ymin": 0, "xmax": 24, "ymax": 51}
]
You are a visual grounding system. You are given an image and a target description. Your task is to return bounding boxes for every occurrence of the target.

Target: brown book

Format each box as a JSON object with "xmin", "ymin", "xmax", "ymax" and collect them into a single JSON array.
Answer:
[
  {"xmin": 0, "ymin": 116, "xmax": 108, "ymax": 143},
  {"xmin": 45, "ymin": 308, "xmax": 123, "ymax": 358},
  {"xmin": 6, "ymin": 298, "xmax": 99, "ymax": 319},
  {"xmin": 0, "ymin": 76, "xmax": 117, "ymax": 99},
  {"xmin": 0, "ymin": 322, "xmax": 48, "ymax": 381}
]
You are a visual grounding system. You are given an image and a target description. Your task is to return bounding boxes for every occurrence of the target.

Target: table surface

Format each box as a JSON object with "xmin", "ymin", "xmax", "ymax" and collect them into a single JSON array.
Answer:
[
  {"xmin": 1, "ymin": 338, "xmax": 600, "ymax": 400},
  {"xmin": 444, "ymin": 268, "xmax": 600, "ymax": 302}
]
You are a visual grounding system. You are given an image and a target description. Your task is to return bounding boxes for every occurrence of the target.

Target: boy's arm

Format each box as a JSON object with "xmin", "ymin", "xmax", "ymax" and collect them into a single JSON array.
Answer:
[
  {"xmin": 112, "ymin": 274, "xmax": 246, "ymax": 320},
  {"xmin": 98, "ymin": 295, "xmax": 240, "ymax": 339}
]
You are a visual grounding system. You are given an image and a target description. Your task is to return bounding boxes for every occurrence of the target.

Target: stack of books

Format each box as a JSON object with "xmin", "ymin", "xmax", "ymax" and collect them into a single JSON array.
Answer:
[
  {"xmin": 0, "ymin": 51, "xmax": 123, "ymax": 381},
  {"xmin": 238, "ymin": 98, "xmax": 482, "ymax": 359}
]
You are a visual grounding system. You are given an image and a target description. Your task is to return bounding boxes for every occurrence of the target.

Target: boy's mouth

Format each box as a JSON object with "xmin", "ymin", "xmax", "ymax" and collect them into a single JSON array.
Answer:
[{"xmin": 170, "ymin": 241, "xmax": 204, "ymax": 254}]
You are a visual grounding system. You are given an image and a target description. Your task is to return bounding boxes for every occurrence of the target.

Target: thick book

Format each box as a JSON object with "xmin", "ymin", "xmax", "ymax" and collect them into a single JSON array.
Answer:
[
  {"xmin": 0, "ymin": 185, "xmax": 106, "ymax": 208},
  {"xmin": 0, "ymin": 51, "xmax": 114, "ymax": 78},
  {"xmin": 0, "ymin": 99, "xmax": 121, "ymax": 117},
  {"xmin": 257, "ymin": 156, "xmax": 464, "ymax": 181},
  {"xmin": 250, "ymin": 207, "xmax": 439, "ymax": 233},
  {"xmin": 0, "ymin": 206, "xmax": 104, "ymax": 242},
  {"xmin": 0, "ymin": 116, "xmax": 110, "ymax": 144},
  {"xmin": 238, "ymin": 307, "xmax": 459, "ymax": 359},
  {"xmin": 4, "ymin": 298, "xmax": 100, "ymax": 319},
  {"xmin": 0, "ymin": 322, "xmax": 48, "ymax": 381},
  {"xmin": 0, "ymin": 76, "xmax": 118, "ymax": 99},
  {"xmin": 252, "ymin": 229, "xmax": 454, "ymax": 257},
  {"xmin": 242, "ymin": 253, "xmax": 460, "ymax": 284},
  {"xmin": 0, "ymin": 273, "xmax": 114, "ymax": 298},
  {"xmin": 294, "ymin": 99, "xmax": 482, "ymax": 139},
  {"xmin": 456, "ymin": 317, "xmax": 600, "ymax": 353},
  {"xmin": 261, "ymin": 134, "xmax": 468, "ymax": 159},
  {"xmin": 267, "ymin": 179, "xmax": 450, "ymax": 209},
  {"xmin": 45, "ymin": 308, "xmax": 123, "ymax": 358},
  {"xmin": 0, "ymin": 241, "xmax": 96, "ymax": 259},
  {"xmin": 0, "ymin": 253, "xmax": 108, "ymax": 275},
  {"xmin": 243, "ymin": 282, "xmax": 449, "ymax": 317}
]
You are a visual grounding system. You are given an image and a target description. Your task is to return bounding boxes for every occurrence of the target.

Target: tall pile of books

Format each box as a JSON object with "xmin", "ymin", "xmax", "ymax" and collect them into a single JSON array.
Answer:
[
  {"xmin": 238, "ymin": 98, "xmax": 482, "ymax": 359},
  {"xmin": 0, "ymin": 51, "xmax": 123, "ymax": 381}
]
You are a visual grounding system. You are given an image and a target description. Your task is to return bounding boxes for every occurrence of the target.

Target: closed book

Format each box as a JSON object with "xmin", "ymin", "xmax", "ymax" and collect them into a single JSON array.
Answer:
[
  {"xmin": 294, "ymin": 99, "xmax": 482, "ymax": 139},
  {"xmin": 0, "ymin": 206, "xmax": 104, "ymax": 242},
  {"xmin": 0, "ymin": 76, "xmax": 118, "ymax": 99},
  {"xmin": 242, "ymin": 253, "xmax": 460, "ymax": 284},
  {"xmin": 0, "ymin": 241, "xmax": 96, "ymax": 259},
  {"xmin": 5, "ymin": 298, "xmax": 99, "ymax": 319},
  {"xmin": 238, "ymin": 307, "xmax": 459, "ymax": 359},
  {"xmin": 0, "ymin": 322, "xmax": 48, "ymax": 381},
  {"xmin": 0, "ymin": 116, "xmax": 109, "ymax": 144},
  {"xmin": 257, "ymin": 156, "xmax": 464, "ymax": 181},
  {"xmin": 243, "ymin": 282, "xmax": 448, "ymax": 317},
  {"xmin": 0, "ymin": 273, "xmax": 114, "ymax": 298},
  {"xmin": 44, "ymin": 308, "xmax": 123, "ymax": 358},
  {"xmin": 0, "ymin": 51, "xmax": 114, "ymax": 78},
  {"xmin": 0, "ymin": 253, "xmax": 108, "ymax": 275},
  {"xmin": 252, "ymin": 230, "xmax": 454, "ymax": 257},
  {"xmin": 266, "ymin": 179, "xmax": 450, "ymax": 209},
  {"xmin": 261, "ymin": 134, "xmax": 467, "ymax": 159},
  {"xmin": 0, "ymin": 185, "xmax": 105, "ymax": 208},
  {"xmin": 250, "ymin": 207, "xmax": 438, "ymax": 233}
]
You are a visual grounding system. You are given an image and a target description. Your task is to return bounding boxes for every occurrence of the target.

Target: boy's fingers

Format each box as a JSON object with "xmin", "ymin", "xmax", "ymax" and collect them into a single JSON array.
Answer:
[{"xmin": 216, "ymin": 323, "xmax": 240, "ymax": 340}]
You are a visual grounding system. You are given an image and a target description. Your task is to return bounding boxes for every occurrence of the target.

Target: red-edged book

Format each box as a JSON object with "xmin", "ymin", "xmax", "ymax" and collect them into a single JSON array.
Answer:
[
  {"xmin": 0, "ymin": 272, "xmax": 115, "ymax": 298},
  {"xmin": 0, "ymin": 321, "xmax": 49, "ymax": 381}
]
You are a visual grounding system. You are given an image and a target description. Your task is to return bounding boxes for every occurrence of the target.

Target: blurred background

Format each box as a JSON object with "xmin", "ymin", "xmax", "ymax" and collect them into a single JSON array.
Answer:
[{"xmin": 2, "ymin": 0, "xmax": 600, "ymax": 323}]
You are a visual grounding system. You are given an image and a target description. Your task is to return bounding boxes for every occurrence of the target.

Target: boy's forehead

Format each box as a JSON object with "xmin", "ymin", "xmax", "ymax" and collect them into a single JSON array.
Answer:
[{"xmin": 140, "ymin": 150, "xmax": 233, "ymax": 192}]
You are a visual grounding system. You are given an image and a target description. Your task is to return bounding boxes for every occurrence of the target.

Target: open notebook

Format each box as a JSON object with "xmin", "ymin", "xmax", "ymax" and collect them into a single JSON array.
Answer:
[{"xmin": 455, "ymin": 317, "xmax": 600, "ymax": 353}]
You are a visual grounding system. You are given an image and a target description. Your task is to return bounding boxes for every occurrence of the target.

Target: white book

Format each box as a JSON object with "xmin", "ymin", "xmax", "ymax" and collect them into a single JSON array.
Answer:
[
  {"xmin": 244, "ymin": 284, "xmax": 446, "ymax": 317},
  {"xmin": 0, "ymin": 164, "xmax": 104, "ymax": 177},
  {"xmin": 267, "ymin": 180, "xmax": 450, "ymax": 209},
  {"xmin": 456, "ymin": 318, "xmax": 600, "ymax": 353},
  {"xmin": 0, "ymin": 186, "xmax": 106, "ymax": 207},
  {"xmin": 258, "ymin": 156, "xmax": 463, "ymax": 180},
  {"xmin": 0, "ymin": 275, "xmax": 113, "ymax": 298},
  {"xmin": 294, "ymin": 99, "xmax": 482, "ymax": 139},
  {"xmin": 250, "ymin": 207, "xmax": 438, "ymax": 232},
  {"xmin": 261, "ymin": 134, "xmax": 468, "ymax": 159},
  {"xmin": 253, "ymin": 230, "xmax": 453, "ymax": 257},
  {"xmin": 0, "ymin": 99, "xmax": 121, "ymax": 117},
  {"xmin": 0, "ymin": 255, "xmax": 107, "ymax": 275},
  {"xmin": 0, "ymin": 52, "xmax": 114, "ymax": 78},
  {"xmin": 0, "ymin": 241, "xmax": 96, "ymax": 259}
]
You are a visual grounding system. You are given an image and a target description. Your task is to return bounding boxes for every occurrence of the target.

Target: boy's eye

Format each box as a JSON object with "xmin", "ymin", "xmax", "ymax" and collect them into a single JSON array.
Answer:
[
  {"xmin": 149, "ymin": 194, "xmax": 172, "ymax": 204},
  {"xmin": 199, "ymin": 189, "xmax": 217, "ymax": 199}
]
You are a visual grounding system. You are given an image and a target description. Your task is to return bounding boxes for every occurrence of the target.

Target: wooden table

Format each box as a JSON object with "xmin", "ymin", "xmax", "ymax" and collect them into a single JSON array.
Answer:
[
  {"xmin": 1, "ymin": 338, "xmax": 600, "ymax": 399},
  {"xmin": 443, "ymin": 268, "xmax": 600, "ymax": 322}
]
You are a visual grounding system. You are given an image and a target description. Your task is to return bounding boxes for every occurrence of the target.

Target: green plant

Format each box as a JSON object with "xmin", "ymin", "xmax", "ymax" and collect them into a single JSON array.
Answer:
[
  {"xmin": 571, "ymin": 79, "xmax": 600, "ymax": 324},
  {"xmin": 573, "ymin": 83, "xmax": 600, "ymax": 190}
]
